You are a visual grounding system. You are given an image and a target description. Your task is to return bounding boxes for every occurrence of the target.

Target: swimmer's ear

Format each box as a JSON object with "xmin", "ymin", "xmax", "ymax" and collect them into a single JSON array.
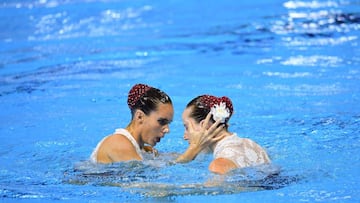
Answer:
[
  {"xmin": 200, "ymin": 115, "xmax": 213, "ymax": 129},
  {"xmin": 200, "ymin": 119, "xmax": 210, "ymax": 129},
  {"xmin": 134, "ymin": 109, "xmax": 145, "ymax": 123}
]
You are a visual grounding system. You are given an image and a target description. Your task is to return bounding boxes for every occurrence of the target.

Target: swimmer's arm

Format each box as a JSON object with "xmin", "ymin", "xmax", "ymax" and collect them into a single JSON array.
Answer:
[
  {"xmin": 209, "ymin": 158, "xmax": 237, "ymax": 174},
  {"xmin": 175, "ymin": 144, "xmax": 202, "ymax": 163},
  {"xmin": 176, "ymin": 135, "xmax": 225, "ymax": 163},
  {"xmin": 176, "ymin": 114, "xmax": 224, "ymax": 163}
]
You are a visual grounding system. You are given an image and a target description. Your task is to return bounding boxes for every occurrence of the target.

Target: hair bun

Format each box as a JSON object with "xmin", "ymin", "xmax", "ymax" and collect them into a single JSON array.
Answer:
[
  {"xmin": 220, "ymin": 96, "xmax": 233, "ymax": 116},
  {"xmin": 200, "ymin": 95, "xmax": 233, "ymax": 116},
  {"xmin": 127, "ymin": 84, "xmax": 151, "ymax": 109}
]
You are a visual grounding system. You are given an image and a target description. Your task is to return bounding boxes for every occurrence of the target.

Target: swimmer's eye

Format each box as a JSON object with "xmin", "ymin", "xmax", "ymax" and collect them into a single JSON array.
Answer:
[{"xmin": 157, "ymin": 118, "xmax": 171, "ymax": 126}]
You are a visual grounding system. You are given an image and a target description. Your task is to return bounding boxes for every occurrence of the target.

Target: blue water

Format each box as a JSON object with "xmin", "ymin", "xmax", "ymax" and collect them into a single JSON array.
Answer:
[{"xmin": 1, "ymin": 0, "xmax": 360, "ymax": 202}]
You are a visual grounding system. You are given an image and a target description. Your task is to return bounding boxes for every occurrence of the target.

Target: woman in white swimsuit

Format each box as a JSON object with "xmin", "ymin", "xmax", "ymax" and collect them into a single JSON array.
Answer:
[
  {"xmin": 91, "ymin": 83, "xmax": 174, "ymax": 163},
  {"xmin": 176, "ymin": 95, "xmax": 271, "ymax": 174}
]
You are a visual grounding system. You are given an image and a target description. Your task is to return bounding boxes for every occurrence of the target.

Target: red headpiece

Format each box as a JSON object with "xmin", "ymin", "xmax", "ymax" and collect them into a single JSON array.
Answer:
[
  {"xmin": 200, "ymin": 95, "xmax": 234, "ymax": 116},
  {"xmin": 127, "ymin": 84, "xmax": 151, "ymax": 109}
]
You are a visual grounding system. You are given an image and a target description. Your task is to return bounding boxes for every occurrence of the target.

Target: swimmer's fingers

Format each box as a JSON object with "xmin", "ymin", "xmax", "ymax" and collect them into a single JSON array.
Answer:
[
  {"xmin": 212, "ymin": 129, "xmax": 226, "ymax": 141},
  {"xmin": 153, "ymin": 148, "xmax": 159, "ymax": 157},
  {"xmin": 143, "ymin": 146, "xmax": 159, "ymax": 156},
  {"xmin": 203, "ymin": 112, "xmax": 212, "ymax": 127},
  {"xmin": 207, "ymin": 118, "xmax": 222, "ymax": 135},
  {"xmin": 212, "ymin": 123, "xmax": 225, "ymax": 138}
]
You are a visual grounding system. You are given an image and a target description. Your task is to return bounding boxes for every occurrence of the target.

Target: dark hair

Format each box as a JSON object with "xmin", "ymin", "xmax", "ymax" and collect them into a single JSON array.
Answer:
[
  {"xmin": 186, "ymin": 96, "xmax": 210, "ymax": 123},
  {"xmin": 186, "ymin": 95, "xmax": 233, "ymax": 128},
  {"xmin": 130, "ymin": 87, "xmax": 172, "ymax": 118}
]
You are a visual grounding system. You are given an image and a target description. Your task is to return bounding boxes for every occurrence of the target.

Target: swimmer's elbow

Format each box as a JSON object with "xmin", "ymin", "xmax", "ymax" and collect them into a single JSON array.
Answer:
[
  {"xmin": 209, "ymin": 158, "xmax": 237, "ymax": 175},
  {"xmin": 209, "ymin": 165, "xmax": 228, "ymax": 175}
]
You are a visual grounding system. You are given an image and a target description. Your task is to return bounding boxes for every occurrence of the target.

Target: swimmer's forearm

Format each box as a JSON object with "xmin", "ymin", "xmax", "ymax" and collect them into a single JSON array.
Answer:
[{"xmin": 175, "ymin": 145, "xmax": 202, "ymax": 163}]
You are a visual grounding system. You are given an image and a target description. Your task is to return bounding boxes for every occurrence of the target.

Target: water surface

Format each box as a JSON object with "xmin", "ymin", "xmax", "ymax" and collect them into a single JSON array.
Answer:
[{"xmin": 0, "ymin": 0, "xmax": 360, "ymax": 202}]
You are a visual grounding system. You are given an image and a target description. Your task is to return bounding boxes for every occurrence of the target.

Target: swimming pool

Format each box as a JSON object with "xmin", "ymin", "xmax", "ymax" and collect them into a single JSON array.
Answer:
[{"xmin": 1, "ymin": 0, "xmax": 359, "ymax": 202}]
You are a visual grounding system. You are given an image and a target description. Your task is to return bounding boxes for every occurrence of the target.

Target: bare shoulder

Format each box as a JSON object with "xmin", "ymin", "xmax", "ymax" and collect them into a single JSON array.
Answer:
[
  {"xmin": 209, "ymin": 157, "xmax": 237, "ymax": 174},
  {"xmin": 97, "ymin": 134, "xmax": 141, "ymax": 163},
  {"xmin": 104, "ymin": 134, "xmax": 132, "ymax": 148}
]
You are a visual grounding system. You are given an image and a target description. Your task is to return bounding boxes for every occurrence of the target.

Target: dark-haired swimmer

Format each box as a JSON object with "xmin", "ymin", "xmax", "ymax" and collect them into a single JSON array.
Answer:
[
  {"xmin": 176, "ymin": 95, "xmax": 271, "ymax": 174},
  {"xmin": 90, "ymin": 84, "xmax": 174, "ymax": 163}
]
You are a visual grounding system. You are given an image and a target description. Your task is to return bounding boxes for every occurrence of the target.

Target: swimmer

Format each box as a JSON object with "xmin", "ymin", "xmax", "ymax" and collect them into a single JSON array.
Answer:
[
  {"xmin": 177, "ymin": 95, "xmax": 271, "ymax": 174},
  {"xmin": 90, "ymin": 83, "xmax": 174, "ymax": 163}
]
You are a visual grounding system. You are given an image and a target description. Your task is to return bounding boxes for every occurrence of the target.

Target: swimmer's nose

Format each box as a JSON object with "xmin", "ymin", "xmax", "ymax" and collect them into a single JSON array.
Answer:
[
  {"xmin": 163, "ymin": 127, "xmax": 170, "ymax": 134},
  {"xmin": 183, "ymin": 133, "xmax": 189, "ymax": 140}
]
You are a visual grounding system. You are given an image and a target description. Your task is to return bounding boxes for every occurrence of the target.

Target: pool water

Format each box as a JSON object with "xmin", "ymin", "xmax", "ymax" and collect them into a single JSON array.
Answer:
[{"xmin": 1, "ymin": 0, "xmax": 360, "ymax": 202}]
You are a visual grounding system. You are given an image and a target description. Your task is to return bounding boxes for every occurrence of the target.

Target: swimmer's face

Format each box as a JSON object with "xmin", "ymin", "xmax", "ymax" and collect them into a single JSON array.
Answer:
[
  {"xmin": 142, "ymin": 103, "xmax": 173, "ymax": 146},
  {"xmin": 182, "ymin": 107, "xmax": 202, "ymax": 142}
]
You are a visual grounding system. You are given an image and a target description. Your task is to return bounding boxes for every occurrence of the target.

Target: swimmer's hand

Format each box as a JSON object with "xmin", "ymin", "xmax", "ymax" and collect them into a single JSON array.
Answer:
[
  {"xmin": 143, "ymin": 146, "xmax": 159, "ymax": 157},
  {"xmin": 176, "ymin": 113, "xmax": 225, "ymax": 163},
  {"xmin": 188, "ymin": 112, "xmax": 225, "ymax": 148}
]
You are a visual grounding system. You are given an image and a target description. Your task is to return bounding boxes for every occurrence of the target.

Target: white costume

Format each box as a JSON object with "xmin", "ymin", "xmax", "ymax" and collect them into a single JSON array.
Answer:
[
  {"xmin": 90, "ymin": 128, "xmax": 143, "ymax": 163},
  {"xmin": 213, "ymin": 134, "xmax": 270, "ymax": 168}
]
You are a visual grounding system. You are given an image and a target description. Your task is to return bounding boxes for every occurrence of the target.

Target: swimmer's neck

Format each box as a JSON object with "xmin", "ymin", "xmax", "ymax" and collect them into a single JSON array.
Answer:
[
  {"xmin": 209, "ymin": 131, "xmax": 232, "ymax": 151},
  {"xmin": 126, "ymin": 124, "xmax": 144, "ymax": 149}
]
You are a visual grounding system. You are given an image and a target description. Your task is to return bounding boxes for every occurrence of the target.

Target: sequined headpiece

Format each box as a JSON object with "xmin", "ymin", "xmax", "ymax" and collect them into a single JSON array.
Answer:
[
  {"xmin": 200, "ymin": 95, "xmax": 234, "ymax": 122},
  {"xmin": 127, "ymin": 84, "xmax": 151, "ymax": 109}
]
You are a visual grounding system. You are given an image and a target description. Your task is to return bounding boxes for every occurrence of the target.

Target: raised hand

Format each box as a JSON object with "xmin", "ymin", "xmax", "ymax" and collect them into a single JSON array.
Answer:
[
  {"xmin": 143, "ymin": 145, "xmax": 159, "ymax": 157},
  {"xmin": 186, "ymin": 112, "xmax": 225, "ymax": 148},
  {"xmin": 176, "ymin": 113, "xmax": 225, "ymax": 163}
]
